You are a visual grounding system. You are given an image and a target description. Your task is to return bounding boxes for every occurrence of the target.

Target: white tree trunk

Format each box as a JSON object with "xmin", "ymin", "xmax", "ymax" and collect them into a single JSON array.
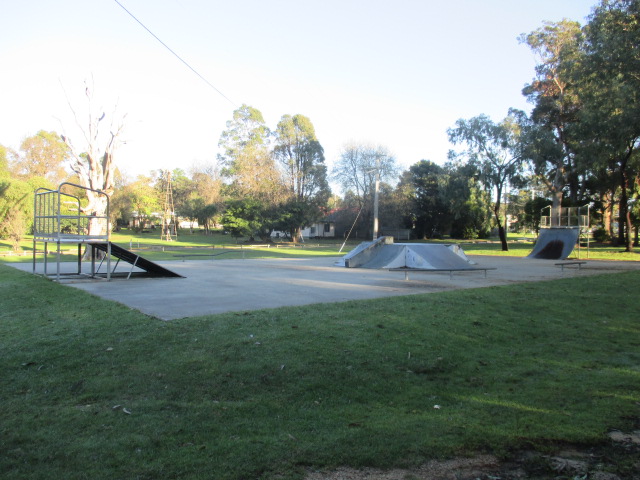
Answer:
[{"xmin": 61, "ymin": 83, "xmax": 123, "ymax": 236}]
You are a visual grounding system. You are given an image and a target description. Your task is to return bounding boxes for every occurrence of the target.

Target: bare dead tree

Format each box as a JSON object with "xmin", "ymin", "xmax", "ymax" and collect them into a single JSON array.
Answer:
[{"xmin": 60, "ymin": 79, "xmax": 126, "ymax": 236}]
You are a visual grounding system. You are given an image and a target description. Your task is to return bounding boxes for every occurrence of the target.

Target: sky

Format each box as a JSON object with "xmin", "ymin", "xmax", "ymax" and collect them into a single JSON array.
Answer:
[{"xmin": 2, "ymin": 0, "xmax": 596, "ymax": 187}]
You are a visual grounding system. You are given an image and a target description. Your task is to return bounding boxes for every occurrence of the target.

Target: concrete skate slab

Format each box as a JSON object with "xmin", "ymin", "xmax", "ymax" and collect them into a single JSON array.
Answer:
[
  {"xmin": 9, "ymin": 255, "xmax": 640, "ymax": 321},
  {"xmin": 8, "ymin": 256, "xmax": 640, "ymax": 320}
]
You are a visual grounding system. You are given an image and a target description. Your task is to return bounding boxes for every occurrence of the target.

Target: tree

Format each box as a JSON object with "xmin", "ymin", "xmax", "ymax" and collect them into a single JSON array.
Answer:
[
  {"xmin": 329, "ymin": 190, "xmax": 369, "ymax": 239},
  {"xmin": 377, "ymin": 180, "xmax": 413, "ymax": 235},
  {"xmin": 271, "ymin": 198, "xmax": 316, "ymax": 241},
  {"xmin": 190, "ymin": 163, "xmax": 223, "ymax": 207},
  {"xmin": 0, "ymin": 176, "xmax": 50, "ymax": 251},
  {"xmin": 396, "ymin": 159, "xmax": 492, "ymax": 240},
  {"xmin": 218, "ymin": 104, "xmax": 284, "ymax": 205},
  {"xmin": 0, "ymin": 179, "xmax": 30, "ymax": 251},
  {"xmin": 114, "ymin": 175, "xmax": 160, "ymax": 232},
  {"xmin": 399, "ymin": 160, "xmax": 448, "ymax": 239},
  {"xmin": 1, "ymin": 143, "xmax": 53, "ymax": 250},
  {"xmin": 0, "ymin": 144, "xmax": 12, "ymax": 178},
  {"xmin": 332, "ymin": 143, "xmax": 398, "ymax": 238},
  {"xmin": 218, "ymin": 104, "xmax": 271, "ymax": 168},
  {"xmin": 273, "ymin": 114, "xmax": 330, "ymax": 240},
  {"xmin": 523, "ymin": 196, "xmax": 553, "ymax": 234},
  {"xmin": 60, "ymin": 82, "xmax": 125, "ymax": 236},
  {"xmin": 519, "ymin": 20, "xmax": 584, "ymax": 213},
  {"xmin": 221, "ymin": 198, "xmax": 270, "ymax": 241},
  {"xmin": 577, "ymin": 0, "xmax": 640, "ymax": 251},
  {"xmin": 448, "ymin": 113, "xmax": 523, "ymax": 251},
  {"xmin": 13, "ymin": 130, "xmax": 70, "ymax": 184},
  {"xmin": 440, "ymin": 160, "xmax": 492, "ymax": 239},
  {"xmin": 194, "ymin": 202, "xmax": 218, "ymax": 234},
  {"xmin": 189, "ymin": 163, "xmax": 223, "ymax": 234}
]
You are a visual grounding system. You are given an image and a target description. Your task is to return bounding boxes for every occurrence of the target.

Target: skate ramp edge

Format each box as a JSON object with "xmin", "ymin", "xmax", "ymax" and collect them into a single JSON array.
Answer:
[{"xmin": 343, "ymin": 236, "xmax": 395, "ymax": 268}]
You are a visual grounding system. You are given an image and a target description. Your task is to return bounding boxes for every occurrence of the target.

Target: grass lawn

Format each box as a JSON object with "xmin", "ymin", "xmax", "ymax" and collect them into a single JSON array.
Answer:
[
  {"xmin": 1, "ymin": 262, "xmax": 639, "ymax": 479},
  {"xmin": 459, "ymin": 239, "xmax": 640, "ymax": 261},
  {"xmin": 2, "ymin": 229, "xmax": 639, "ymax": 263},
  {"xmin": 0, "ymin": 229, "xmax": 349, "ymax": 264}
]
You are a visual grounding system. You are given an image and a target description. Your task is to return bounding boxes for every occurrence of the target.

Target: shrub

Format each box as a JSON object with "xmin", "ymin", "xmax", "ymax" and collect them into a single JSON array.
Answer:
[{"xmin": 592, "ymin": 227, "xmax": 610, "ymax": 243}]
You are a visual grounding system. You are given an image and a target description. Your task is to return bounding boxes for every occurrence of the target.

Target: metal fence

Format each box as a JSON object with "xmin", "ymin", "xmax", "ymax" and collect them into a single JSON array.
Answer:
[
  {"xmin": 540, "ymin": 206, "xmax": 590, "ymax": 228},
  {"xmin": 33, "ymin": 183, "xmax": 109, "ymax": 242}
]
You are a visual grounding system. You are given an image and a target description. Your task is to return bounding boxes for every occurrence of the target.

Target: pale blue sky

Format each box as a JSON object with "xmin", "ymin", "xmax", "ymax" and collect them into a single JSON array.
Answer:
[{"xmin": 2, "ymin": 0, "xmax": 595, "ymax": 182}]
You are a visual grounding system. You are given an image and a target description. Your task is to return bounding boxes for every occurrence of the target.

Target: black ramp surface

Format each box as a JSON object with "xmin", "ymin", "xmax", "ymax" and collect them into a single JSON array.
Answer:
[
  {"xmin": 527, "ymin": 228, "xmax": 580, "ymax": 260},
  {"xmin": 91, "ymin": 242, "xmax": 184, "ymax": 277}
]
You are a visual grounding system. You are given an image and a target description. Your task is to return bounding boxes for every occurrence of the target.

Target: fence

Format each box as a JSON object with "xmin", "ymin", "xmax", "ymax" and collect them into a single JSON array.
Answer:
[
  {"xmin": 33, "ymin": 183, "xmax": 111, "ymax": 280},
  {"xmin": 540, "ymin": 206, "xmax": 590, "ymax": 228}
]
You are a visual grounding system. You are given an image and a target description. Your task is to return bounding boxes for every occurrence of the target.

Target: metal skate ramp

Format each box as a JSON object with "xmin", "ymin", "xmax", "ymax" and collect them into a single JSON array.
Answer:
[
  {"xmin": 32, "ymin": 182, "xmax": 182, "ymax": 281},
  {"xmin": 91, "ymin": 242, "xmax": 184, "ymax": 278},
  {"xmin": 339, "ymin": 237, "xmax": 479, "ymax": 270},
  {"xmin": 527, "ymin": 228, "xmax": 579, "ymax": 260}
]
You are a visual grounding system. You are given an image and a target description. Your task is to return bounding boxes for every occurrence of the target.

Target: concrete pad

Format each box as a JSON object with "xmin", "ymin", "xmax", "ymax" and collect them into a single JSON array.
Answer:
[{"xmin": 10, "ymin": 256, "xmax": 640, "ymax": 321}]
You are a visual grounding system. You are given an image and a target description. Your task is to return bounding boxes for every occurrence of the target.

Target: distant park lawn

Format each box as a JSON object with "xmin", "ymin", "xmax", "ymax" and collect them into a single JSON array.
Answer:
[
  {"xmin": 1, "ymin": 228, "xmax": 639, "ymax": 262},
  {"xmin": 1, "ymin": 256, "xmax": 639, "ymax": 478}
]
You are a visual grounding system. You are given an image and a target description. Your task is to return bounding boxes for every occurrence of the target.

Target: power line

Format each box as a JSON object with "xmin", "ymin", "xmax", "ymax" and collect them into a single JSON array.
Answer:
[{"xmin": 113, "ymin": 0, "xmax": 237, "ymax": 108}]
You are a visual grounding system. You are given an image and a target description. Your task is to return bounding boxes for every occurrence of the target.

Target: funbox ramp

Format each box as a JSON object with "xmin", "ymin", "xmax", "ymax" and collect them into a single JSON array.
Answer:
[
  {"xmin": 338, "ymin": 237, "xmax": 477, "ymax": 270},
  {"xmin": 527, "ymin": 228, "xmax": 579, "ymax": 260}
]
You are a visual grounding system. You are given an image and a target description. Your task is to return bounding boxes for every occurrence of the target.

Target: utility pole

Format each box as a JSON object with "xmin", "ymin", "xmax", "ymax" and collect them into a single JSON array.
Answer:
[
  {"xmin": 161, "ymin": 170, "xmax": 177, "ymax": 241},
  {"xmin": 372, "ymin": 155, "xmax": 381, "ymax": 240}
]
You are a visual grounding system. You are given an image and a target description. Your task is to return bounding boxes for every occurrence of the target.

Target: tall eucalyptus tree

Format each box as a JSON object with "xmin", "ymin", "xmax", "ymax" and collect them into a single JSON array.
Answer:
[
  {"xmin": 448, "ymin": 113, "xmax": 524, "ymax": 251},
  {"xmin": 577, "ymin": 0, "xmax": 640, "ymax": 251},
  {"xmin": 519, "ymin": 20, "xmax": 584, "ymax": 212},
  {"xmin": 273, "ymin": 114, "xmax": 330, "ymax": 240}
]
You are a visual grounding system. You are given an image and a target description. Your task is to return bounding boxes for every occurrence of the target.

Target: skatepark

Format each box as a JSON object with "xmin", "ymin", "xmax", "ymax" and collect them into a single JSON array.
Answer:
[
  {"xmin": 21, "ymin": 184, "xmax": 639, "ymax": 320},
  {"xmin": 14, "ymin": 253, "xmax": 640, "ymax": 320}
]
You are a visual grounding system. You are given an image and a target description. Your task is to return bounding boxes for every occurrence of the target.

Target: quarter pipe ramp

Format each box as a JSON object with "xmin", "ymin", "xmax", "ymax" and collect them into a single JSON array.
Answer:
[{"xmin": 527, "ymin": 228, "xmax": 579, "ymax": 260}]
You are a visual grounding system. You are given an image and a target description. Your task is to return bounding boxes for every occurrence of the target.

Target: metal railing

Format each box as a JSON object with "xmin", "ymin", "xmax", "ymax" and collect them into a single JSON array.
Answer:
[
  {"xmin": 33, "ymin": 183, "xmax": 111, "ymax": 280},
  {"xmin": 539, "ymin": 204, "xmax": 591, "ymax": 258},
  {"xmin": 33, "ymin": 183, "xmax": 109, "ymax": 242},
  {"xmin": 540, "ymin": 205, "xmax": 590, "ymax": 228}
]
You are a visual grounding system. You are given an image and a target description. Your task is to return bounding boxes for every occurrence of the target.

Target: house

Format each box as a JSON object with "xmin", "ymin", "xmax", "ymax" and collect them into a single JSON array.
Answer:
[
  {"xmin": 271, "ymin": 213, "xmax": 336, "ymax": 240},
  {"xmin": 302, "ymin": 221, "xmax": 335, "ymax": 238}
]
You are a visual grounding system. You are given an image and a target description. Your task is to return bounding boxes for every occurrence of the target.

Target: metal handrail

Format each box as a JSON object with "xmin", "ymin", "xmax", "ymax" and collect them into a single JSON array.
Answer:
[
  {"xmin": 539, "ymin": 204, "xmax": 590, "ymax": 229},
  {"xmin": 33, "ymin": 183, "xmax": 110, "ymax": 242},
  {"xmin": 33, "ymin": 182, "xmax": 111, "ymax": 281}
]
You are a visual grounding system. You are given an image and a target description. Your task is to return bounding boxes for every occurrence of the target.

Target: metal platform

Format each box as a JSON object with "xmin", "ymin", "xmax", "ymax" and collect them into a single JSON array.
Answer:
[{"xmin": 32, "ymin": 182, "xmax": 182, "ymax": 281}]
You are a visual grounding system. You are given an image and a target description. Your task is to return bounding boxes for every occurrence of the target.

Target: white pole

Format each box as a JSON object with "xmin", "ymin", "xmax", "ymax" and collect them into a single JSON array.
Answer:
[{"xmin": 372, "ymin": 156, "xmax": 380, "ymax": 240}]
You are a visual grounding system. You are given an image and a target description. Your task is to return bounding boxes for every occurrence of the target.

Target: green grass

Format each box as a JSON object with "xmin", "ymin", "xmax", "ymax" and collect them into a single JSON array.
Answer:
[
  {"xmin": 0, "ymin": 229, "xmax": 349, "ymax": 263},
  {"xmin": 3, "ymin": 229, "xmax": 639, "ymax": 263},
  {"xmin": 1, "ymin": 263, "xmax": 639, "ymax": 479},
  {"xmin": 460, "ymin": 239, "xmax": 640, "ymax": 261}
]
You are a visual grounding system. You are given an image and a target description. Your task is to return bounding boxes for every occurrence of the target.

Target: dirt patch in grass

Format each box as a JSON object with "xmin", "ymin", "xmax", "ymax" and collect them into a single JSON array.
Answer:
[
  {"xmin": 305, "ymin": 455, "xmax": 505, "ymax": 479},
  {"xmin": 305, "ymin": 428, "xmax": 640, "ymax": 480}
]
